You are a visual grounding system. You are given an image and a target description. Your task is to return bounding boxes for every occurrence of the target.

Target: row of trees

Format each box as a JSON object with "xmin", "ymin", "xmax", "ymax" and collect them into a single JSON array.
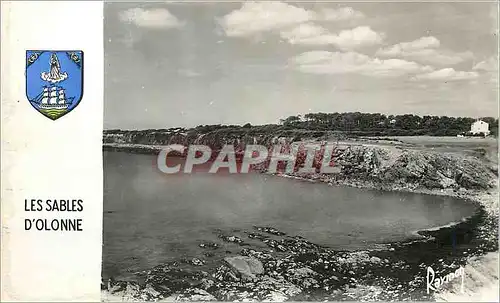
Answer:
[
  {"xmin": 105, "ymin": 112, "xmax": 498, "ymax": 138},
  {"xmin": 279, "ymin": 112, "xmax": 498, "ymax": 136}
]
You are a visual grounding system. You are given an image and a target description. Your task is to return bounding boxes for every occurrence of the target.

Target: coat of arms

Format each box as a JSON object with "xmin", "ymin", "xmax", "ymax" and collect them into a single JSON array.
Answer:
[{"xmin": 26, "ymin": 50, "xmax": 83, "ymax": 120}]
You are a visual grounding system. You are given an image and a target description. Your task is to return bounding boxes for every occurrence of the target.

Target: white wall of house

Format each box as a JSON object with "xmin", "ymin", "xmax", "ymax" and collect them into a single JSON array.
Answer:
[{"xmin": 470, "ymin": 120, "xmax": 490, "ymax": 135}]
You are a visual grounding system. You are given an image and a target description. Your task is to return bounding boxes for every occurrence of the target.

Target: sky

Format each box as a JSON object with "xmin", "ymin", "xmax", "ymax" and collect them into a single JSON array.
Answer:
[{"xmin": 104, "ymin": 1, "xmax": 499, "ymax": 130}]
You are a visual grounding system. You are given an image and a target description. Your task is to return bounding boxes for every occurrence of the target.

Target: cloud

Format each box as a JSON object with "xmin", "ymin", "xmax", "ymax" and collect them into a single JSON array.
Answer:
[
  {"xmin": 41, "ymin": 71, "xmax": 68, "ymax": 84},
  {"xmin": 281, "ymin": 25, "xmax": 383, "ymax": 49},
  {"xmin": 119, "ymin": 8, "xmax": 184, "ymax": 29},
  {"xmin": 219, "ymin": 2, "xmax": 313, "ymax": 37},
  {"xmin": 473, "ymin": 57, "xmax": 498, "ymax": 84},
  {"xmin": 377, "ymin": 36, "xmax": 440, "ymax": 55},
  {"xmin": 280, "ymin": 23, "xmax": 325, "ymax": 43},
  {"xmin": 473, "ymin": 57, "xmax": 498, "ymax": 72},
  {"xmin": 218, "ymin": 1, "xmax": 364, "ymax": 37},
  {"xmin": 319, "ymin": 7, "xmax": 365, "ymax": 21},
  {"xmin": 376, "ymin": 36, "xmax": 473, "ymax": 66},
  {"xmin": 333, "ymin": 26, "xmax": 384, "ymax": 49},
  {"xmin": 412, "ymin": 68, "xmax": 479, "ymax": 81},
  {"xmin": 291, "ymin": 51, "xmax": 433, "ymax": 77}
]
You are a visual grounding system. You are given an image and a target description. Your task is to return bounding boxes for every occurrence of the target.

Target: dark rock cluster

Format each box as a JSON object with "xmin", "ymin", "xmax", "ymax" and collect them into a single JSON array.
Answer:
[{"xmin": 103, "ymin": 210, "xmax": 497, "ymax": 301}]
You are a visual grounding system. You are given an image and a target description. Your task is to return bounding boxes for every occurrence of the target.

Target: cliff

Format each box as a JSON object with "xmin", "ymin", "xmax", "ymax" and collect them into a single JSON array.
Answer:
[
  {"xmin": 103, "ymin": 126, "xmax": 344, "ymax": 148},
  {"xmin": 285, "ymin": 144, "xmax": 496, "ymax": 192},
  {"xmin": 104, "ymin": 128, "xmax": 497, "ymax": 192}
]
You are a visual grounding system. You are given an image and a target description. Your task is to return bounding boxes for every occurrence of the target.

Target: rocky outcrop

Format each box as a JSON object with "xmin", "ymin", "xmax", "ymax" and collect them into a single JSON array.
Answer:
[
  {"xmin": 291, "ymin": 145, "xmax": 497, "ymax": 192},
  {"xmin": 224, "ymin": 256, "xmax": 264, "ymax": 281}
]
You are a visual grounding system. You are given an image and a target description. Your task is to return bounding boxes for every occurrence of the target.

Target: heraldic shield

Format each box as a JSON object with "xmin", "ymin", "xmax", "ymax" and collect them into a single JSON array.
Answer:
[{"xmin": 26, "ymin": 50, "xmax": 83, "ymax": 120}]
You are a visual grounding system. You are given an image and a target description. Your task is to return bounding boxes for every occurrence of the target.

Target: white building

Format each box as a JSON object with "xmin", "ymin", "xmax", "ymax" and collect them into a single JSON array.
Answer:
[{"xmin": 470, "ymin": 120, "xmax": 490, "ymax": 136}]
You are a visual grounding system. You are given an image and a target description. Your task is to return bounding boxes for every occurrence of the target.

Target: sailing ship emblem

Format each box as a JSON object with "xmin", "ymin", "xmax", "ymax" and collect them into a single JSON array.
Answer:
[{"xmin": 26, "ymin": 50, "xmax": 83, "ymax": 120}]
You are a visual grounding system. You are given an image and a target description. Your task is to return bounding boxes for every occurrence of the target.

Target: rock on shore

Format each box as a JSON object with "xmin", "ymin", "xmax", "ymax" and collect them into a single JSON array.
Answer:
[{"xmin": 224, "ymin": 256, "xmax": 264, "ymax": 281}]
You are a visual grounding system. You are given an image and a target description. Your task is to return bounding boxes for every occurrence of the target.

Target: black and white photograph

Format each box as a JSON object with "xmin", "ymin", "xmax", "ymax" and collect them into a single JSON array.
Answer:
[{"xmin": 101, "ymin": 2, "xmax": 499, "ymax": 301}]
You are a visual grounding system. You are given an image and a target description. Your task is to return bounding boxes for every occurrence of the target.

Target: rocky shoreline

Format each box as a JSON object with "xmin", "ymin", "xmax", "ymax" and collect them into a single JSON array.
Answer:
[
  {"xmin": 102, "ymin": 204, "xmax": 497, "ymax": 302},
  {"xmin": 102, "ymin": 142, "xmax": 498, "ymax": 302}
]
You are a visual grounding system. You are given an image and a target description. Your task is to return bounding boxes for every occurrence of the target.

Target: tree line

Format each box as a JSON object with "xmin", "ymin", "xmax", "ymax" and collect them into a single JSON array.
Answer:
[
  {"xmin": 104, "ymin": 112, "xmax": 499, "ymax": 138},
  {"xmin": 279, "ymin": 112, "xmax": 498, "ymax": 137}
]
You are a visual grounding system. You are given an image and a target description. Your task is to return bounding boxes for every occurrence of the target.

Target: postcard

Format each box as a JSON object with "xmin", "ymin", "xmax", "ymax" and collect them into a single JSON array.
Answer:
[{"xmin": 1, "ymin": 1, "xmax": 499, "ymax": 302}]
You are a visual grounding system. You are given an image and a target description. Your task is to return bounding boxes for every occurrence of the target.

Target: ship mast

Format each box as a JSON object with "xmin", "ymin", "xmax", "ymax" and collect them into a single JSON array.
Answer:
[
  {"xmin": 58, "ymin": 87, "xmax": 66, "ymax": 104},
  {"xmin": 49, "ymin": 86, "xmax": 58, "ymax": 104},
  {"xmin": 41, "ymin": 87, "xmax": 49, "ymax": 104}
]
